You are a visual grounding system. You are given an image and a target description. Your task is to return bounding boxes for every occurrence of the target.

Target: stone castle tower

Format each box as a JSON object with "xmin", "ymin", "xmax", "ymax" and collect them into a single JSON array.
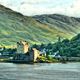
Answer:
[
  {"xmin": 29, "ymin": 48, "xmax": 40, "ymax": 62},
  {"xmin": 17, "ymin": 41, "xmax": 29, "ymax": 54}
]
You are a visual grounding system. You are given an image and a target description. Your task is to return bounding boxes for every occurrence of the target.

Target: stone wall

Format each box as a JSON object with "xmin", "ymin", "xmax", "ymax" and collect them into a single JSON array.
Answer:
[
  {"xmin": 17, "ymin": 42, "xmax": 24, "ymax": 54},
  {"xmin": 32, "ymin": 48, "xmax": 40, "ymax": 62}
]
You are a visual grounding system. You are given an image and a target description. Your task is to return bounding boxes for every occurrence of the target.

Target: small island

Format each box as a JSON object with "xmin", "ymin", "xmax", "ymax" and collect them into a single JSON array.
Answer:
[{"xmin": 0, "ymin": 40, "xmax": 59, "ymax": 63}]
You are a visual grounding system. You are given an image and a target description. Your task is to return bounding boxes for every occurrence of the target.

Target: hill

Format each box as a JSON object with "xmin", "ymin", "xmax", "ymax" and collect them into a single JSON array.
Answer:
[
  {"xmin": 33, "ymin": 14, "xmax": 80, "ymax": 35},
  {"xmin": 0, "ymin": 4, "xmax": 80, "ymax": 46}
]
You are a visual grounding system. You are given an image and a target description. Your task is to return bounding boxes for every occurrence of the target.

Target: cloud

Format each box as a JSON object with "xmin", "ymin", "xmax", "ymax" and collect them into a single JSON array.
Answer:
[
  {"xmin": 0, "ymin": 0, "xmax": 80, "ymax": 17},
  {"xmin": 19, "ymin": 4, "xmax": 66, "ymax": 15},
  {"xmin": 18, "ymin": 0, "xmax": 75, "ymax": 16},
  {"xmin": 0, "ymin": 0, "xmax": 19, "ymax": 11},
  {"xmin": 64, "ymin": 0, "xmax": 80, "ymax": 17}
]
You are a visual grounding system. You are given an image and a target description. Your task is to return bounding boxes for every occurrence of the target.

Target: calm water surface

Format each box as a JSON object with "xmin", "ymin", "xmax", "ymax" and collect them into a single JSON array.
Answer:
[{"xmin": 0, "ymin": 62, "xmax": 80, "ymax": 80}]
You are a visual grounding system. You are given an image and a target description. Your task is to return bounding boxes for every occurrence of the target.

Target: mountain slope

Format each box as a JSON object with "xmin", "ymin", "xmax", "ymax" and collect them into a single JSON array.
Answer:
[
  {"xmin": 33, "ymin": 14, "xmax": 80, "ymax": 35},
  {"xmin": 0, "ymin": 5, "xmax": 80, "ymax": 46}
]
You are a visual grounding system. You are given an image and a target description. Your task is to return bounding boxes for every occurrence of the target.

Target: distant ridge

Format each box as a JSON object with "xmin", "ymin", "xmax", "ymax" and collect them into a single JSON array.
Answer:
[{"xmin": 33, "ymin": 14, "xmax": 80, "ymax": 34}]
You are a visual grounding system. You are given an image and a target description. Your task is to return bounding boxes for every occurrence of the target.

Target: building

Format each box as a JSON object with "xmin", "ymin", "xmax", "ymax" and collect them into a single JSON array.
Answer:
[
  {"xmin": 12, "ymin": 41, "xmax": 40, "ymax": 63},
  {"xmin": 32, "ymin": 48, "xmax": 40, "ymax": 62},
  {"xmin": 17, "ymin": 41, "xmax": 29, "ymax": 54},
  {"xmin": 40, "ymin": 49, "xmax": 46, "ymax": 57}
]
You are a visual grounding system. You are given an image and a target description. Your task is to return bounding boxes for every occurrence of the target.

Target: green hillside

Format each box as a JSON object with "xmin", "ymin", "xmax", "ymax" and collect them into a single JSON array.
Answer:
[
  {"xmin": 33, "ymin": 14, "xmax": 80, "ymax": 35},
  {"xmin": 0, "ymin": 5, "xmax": 80, "ymax": 46}
]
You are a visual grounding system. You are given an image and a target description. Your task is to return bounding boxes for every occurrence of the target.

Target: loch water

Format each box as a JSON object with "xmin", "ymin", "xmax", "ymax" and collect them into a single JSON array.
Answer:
[{"xmin": 0, "ymin": 62, "xmax": 80, "ymax": 80}]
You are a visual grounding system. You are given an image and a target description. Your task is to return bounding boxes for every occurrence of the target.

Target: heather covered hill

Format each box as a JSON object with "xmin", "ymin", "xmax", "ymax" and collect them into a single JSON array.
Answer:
[
  {"xmin": 33, "ymin": 14, "xmax": 80, "ymax": 35},
  {"xmin": 0, "ymin": 5, "xmax": 80, "ymax": 46}
]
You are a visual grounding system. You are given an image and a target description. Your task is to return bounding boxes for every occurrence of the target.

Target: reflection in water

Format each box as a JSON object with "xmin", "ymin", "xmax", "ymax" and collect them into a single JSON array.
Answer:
[{"xmin": 0, "ymin": 62, "xmax": 80, "ymax": 80}]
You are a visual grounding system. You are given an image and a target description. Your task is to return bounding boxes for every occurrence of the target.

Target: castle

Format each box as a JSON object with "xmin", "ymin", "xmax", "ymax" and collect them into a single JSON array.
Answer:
[
  {"xmin": 12, "ymin": 41, "xmax": 40, "ymax": 62},
  {"xmin": 17, "ymin": 41, "xmax": 29, "ymax": 54}
]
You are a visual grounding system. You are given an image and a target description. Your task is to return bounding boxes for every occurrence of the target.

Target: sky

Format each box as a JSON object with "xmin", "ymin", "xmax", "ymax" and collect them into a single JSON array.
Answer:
[{"xmin": 0, "ymin": 0, "xmax": 80, "ymax": 17}]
